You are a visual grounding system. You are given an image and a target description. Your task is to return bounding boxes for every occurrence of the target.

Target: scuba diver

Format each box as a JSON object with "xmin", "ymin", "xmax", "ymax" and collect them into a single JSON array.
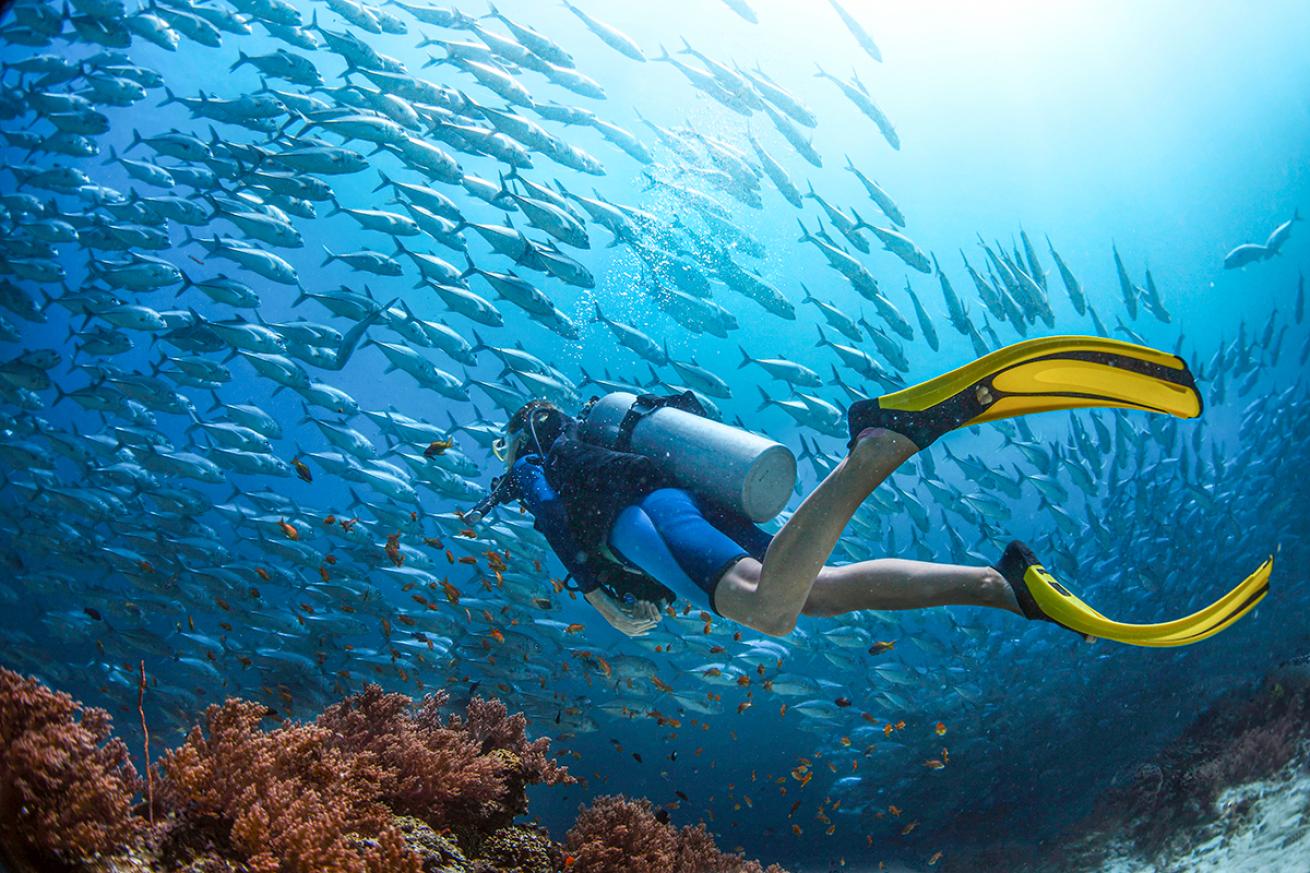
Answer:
[{"xmin": 468, "ymin": 336, "xmax": 1272, "ymax": 644}]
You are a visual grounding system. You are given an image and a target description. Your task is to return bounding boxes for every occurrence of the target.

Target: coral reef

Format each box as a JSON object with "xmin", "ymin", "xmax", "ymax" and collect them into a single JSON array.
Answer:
[
  {"xmin": 1000, "ymin": 666, "xmax": 1310, "ymax": 872},
  {"xmin": 0, "ymin": 672, "xmax": 787, "ymax": 873},
  {"xmin": 156, "ymin": 697, "xmax": 419, "ymax": 873},
  {"xmin": 314, "ymin": 686, "xmax": 572, "ymax": 845},
  {"xmin": 565, "ymin": 795, "xmax": 787, "ymax": 873},
  {"xmin": 0, "ymin": 667, "xmax": 142, "ymax": 872},
  {"xmin": 1096, "ymin": 667, "xmax": 1310, "ymax": 858},
  {"xmin": 474, "ymin": 824, "xmax": 561, "ymax": 873}
]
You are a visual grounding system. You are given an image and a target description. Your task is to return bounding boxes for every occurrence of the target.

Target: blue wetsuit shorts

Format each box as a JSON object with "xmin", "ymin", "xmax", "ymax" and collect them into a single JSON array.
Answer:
[{"xmin": 607, "ymin": 488, "xmax": 774, "ymax": 614}]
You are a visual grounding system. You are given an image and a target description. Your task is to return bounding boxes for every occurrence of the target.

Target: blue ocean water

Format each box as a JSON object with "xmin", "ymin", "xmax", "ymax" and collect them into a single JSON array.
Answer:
[{"xmin": 2, "ymin": 0, "xmax": 1309, "ymax": 869}]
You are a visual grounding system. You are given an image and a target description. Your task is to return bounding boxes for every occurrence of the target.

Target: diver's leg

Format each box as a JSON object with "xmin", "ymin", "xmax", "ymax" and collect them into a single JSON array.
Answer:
[
  {"xmin": 800, "ymin": 559, "xmax": 1022, "ymax": 617},
  {"xmin": 715, "ymin": 428, "xmax": 918, "ymax": 635},
  {"xmin": 615, "ymin": 489, "xmax": 758, "ymax": 615}
]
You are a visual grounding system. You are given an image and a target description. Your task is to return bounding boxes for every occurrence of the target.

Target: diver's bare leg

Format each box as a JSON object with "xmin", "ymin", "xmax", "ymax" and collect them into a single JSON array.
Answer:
[
  {"xmin": 799, "ymin": 559, "xmax": 1021, "ymax": 617},
  {"xmin": 715, "ymin": 428, "xmax": 917, "ymax": 635}
]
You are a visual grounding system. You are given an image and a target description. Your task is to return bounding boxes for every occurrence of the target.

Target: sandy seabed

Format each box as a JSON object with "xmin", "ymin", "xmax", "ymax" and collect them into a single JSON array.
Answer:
[{"xmin": 1082, "ymin": 767, "xmax": 1310, "ymax": 873}]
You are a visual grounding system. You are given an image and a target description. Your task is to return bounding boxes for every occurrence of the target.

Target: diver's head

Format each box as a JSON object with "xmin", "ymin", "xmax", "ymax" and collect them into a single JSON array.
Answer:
[{"xmin": 493, "ymin": 399, "xmax": 565, "ymax": 466}]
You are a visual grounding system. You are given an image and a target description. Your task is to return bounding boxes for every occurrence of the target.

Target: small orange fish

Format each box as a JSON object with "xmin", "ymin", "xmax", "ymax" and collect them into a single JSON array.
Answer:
[
  {"xmin": 651, "ymin": 676, "xmax": 673, "ymax": 693},
  {"xmin": 458, "ymin": 555, "xmax": 478, "ymax": 565},
  {"xmin": 385, "ymin": 532, "xmax": 404, "ymax": 568},
  {"xmin": 324, "ymin": 554, "xmax": 336, "ymax": 565},
  {"xmin": 564, "ymin": 623, "xmax": 585, "ymax": 634},
  {"xmin": 563, "ymin": 854, "xmax": 576, "ymax": 869},
  {"xmin": 883, "ymin": 723, "xmax": 894, "ymax": 737},
  {"xmin": 923, "ymin": 758, "xmax": 945, "ymax": 770},
  {"xmin": 292, "ymin": 456, "xmax": 312, "ymax": 483},
  {"xmin": 895, "ymin": 720, "xmax": 906, "ymax": 731},
  {"xmin": 324, "ymin": 515, "xmax": 335, "ymax": 525},
  {"xmin": 441, "ymin": 580, "xmax": 461, "ymax": 605},
  {"xmin": 934, "ymin": 721, "xmax": 947, "ymax": 736},
  {"xmin": 424, "ymin": 437, "xmax": 454, "ymax": 457},
  {"xmin": 779, "ymin": 703, "xmax": 788, "ymax": 717},
  {"xmin": 277, "ymin": 519, "xmax": 298, "ymax": 540},
  {"xmin": 901, "ymin": 820, "xmax": 918, "ymax": 835},
  {"xmin": 340, "ymin": 517, "xmax": 357, "ymax": 532},
  {"xmin": 834, "ymin": 696, "xmax": 852, "ymax": 707},
  {"xmin": 888, "ymin": 805, "xmax": 902, "ymax": 817},
  {"xmin": 928, "ymin": 851, "xmax": 942, "ymax": 866},
  {"xmin": 318, "ymin": 566, "xmax": 330, "ymax": 582},
  {"xmin": 256, "ymin": 567, "xmax": 270, "ymax": 581},
  {"xmin": 791, "ymin": 824, "xmax": 803, "ymax": 837},
  {"xmin": 736, "ymin": 701, "xmax": 751, "ymax": 714},
  {"xmin": 489, "ymin": 628, "xmax": 504, "ymax": 643},
  {"xmin": 868, "ymin": 640, "xmax": 896, "ymax": 655}
]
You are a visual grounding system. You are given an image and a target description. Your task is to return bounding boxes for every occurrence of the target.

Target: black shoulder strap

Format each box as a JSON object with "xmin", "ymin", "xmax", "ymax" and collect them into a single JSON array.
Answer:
[{"xmin": 613, "ymin": 391, "xmax": 706, "ymax": 452}]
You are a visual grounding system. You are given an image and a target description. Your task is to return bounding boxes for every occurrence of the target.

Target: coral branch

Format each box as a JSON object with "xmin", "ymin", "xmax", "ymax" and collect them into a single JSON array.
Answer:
[{"xmin": 137, "ymin": 660, "xmax": 154, "ymax": 827}]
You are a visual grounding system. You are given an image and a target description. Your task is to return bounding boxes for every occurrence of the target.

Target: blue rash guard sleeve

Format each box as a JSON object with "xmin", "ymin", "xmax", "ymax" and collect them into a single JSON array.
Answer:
[{"xmin": 509, "ymin": 454, "xmax": 603, "ymax": 594}]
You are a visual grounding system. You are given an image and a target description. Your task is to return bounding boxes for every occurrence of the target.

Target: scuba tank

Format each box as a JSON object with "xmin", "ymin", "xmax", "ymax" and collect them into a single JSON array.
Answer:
[{"xmin": 579, "ymin": 391, "xmax": 796, "ymax": 522}]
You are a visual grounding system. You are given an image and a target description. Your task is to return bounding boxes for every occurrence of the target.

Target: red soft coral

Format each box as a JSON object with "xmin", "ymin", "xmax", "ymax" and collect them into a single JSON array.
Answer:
[
  {"xmin": 565, "ymin": 795, "xmax": 678, "ymax": 873},
  {"xmin": 316, "ymin": 686, "xmax": 573, "ymax": 836},
  {"xmin": 565, "ymin": 796, "xmax": 790, "ymax": 873},
  {"xmin": 0, "ymin": 668, "xmax": 142, "ymax": 871},
  {"xmin": 158, "ymin": 697, "xmax": 420, "ymax": 873}
]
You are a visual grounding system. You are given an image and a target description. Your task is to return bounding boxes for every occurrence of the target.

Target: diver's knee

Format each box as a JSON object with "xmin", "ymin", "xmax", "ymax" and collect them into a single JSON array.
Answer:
[
  {"xmin": 800, "ymin": 568, "xmax": 841, "ymax": 617},
  {"xmin": 722, "ymin": 603, "xmax": 795, "ymax": 638},
  {"xmin": 715, "ymin": 561, "xmax": 794, "ymax": 636}
]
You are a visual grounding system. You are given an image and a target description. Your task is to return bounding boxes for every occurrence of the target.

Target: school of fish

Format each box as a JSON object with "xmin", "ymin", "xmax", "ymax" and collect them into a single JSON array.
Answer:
[{"xmin": 1, "ymin": 0, "xmax": 1308, "ymax": 866}]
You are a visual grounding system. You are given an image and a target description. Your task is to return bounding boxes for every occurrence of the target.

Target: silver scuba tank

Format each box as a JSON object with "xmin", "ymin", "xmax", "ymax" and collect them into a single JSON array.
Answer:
[{"xmin": 578, "ymin": 392, "xmax": 796, "ymax": 522}]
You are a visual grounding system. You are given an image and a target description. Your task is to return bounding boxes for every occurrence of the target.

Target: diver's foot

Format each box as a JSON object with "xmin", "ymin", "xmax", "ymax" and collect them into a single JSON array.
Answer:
[
  {"xmin": 847, "ymin": 387, "xmax": 991, "ymax": 452},
  {"xmin": 983, "ymin": 565, "xmax": 1024, "ymax": 616},
  {"xmin": 995, "ymin": 540, "xmax": 1097, "ymax": 643},
  {"xmin": 850, "ymin": 423, "xmax": 920, "ymax": 452},
  {"xmin": 847, "ymin": 399, "xmax": 923, "ymax": 452},
  {"xmin": 993, "ymin": 540, "xmax": 1052, "ymax": 622}
]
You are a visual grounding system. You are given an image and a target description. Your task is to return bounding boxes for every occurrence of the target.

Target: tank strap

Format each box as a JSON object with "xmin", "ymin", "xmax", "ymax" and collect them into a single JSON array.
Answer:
[{"xmin": 613, "ymin": 391, "xmax": 706, "ymax": 452}]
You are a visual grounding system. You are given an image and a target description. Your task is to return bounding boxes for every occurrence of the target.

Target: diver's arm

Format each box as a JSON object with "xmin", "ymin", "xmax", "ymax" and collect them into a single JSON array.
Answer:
[
  {"xmin": 511, "ymin": 456, "xmax": 663, "ymax": 634},
  {"xmin": 510, "ymin": 455, "xmax": 604, "ymax": 594}
]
